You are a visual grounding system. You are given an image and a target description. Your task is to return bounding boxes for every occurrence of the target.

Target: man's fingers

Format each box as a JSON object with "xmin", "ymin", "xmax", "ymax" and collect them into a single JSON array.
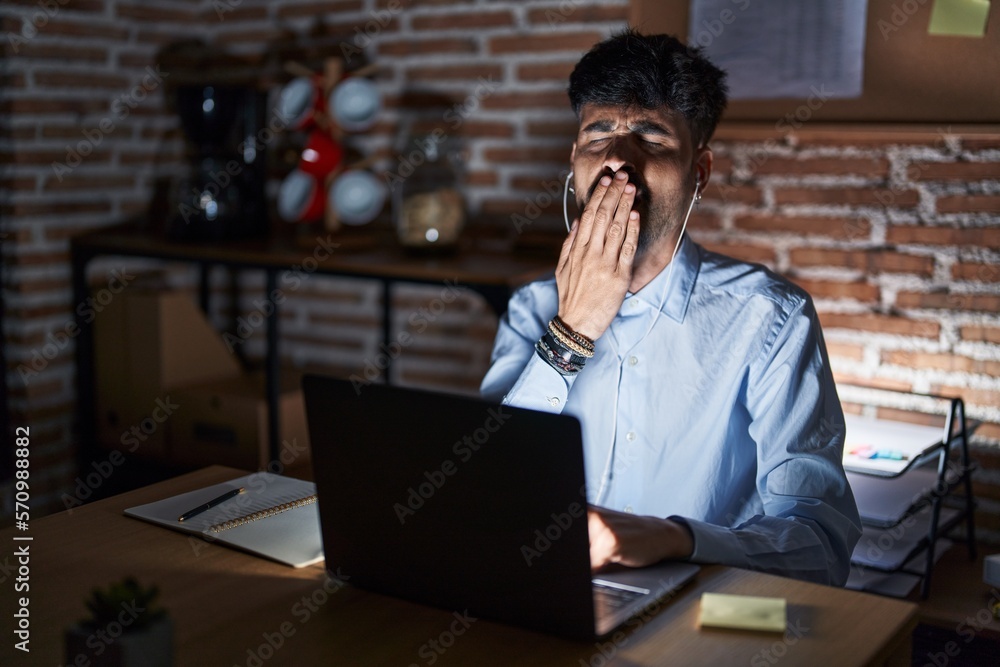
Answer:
[
  {"xmin": 587, "ymin": 171, "xmax": 631, "ymax": 250},
  {"xmin": 557, "ymin": 218, "xmax": 579, "ymax": 274},
  {"xmin": 574, "ymin": 174, "xmax": 612, "ymax": 247},
  {"xmin": 617, "ymin": 210, "xmax": 640, "ymax": 273},
  {"xmin": 578, "ymin": 172, "xmax": 632, "ymax": 250},
  {"xmin": 602, "ymin": 182, "xmax": 635, "ymax": 261},
  {"xmin": 588, "ymin": 508, "xmax": 617, "ymax": 570},
  {"xmin": 587, "ymin": 507, "xmax": 604, "ymax": 532}
]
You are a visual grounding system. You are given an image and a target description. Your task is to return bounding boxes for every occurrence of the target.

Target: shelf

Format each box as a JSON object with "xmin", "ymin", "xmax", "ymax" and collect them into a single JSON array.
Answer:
[
  {"xmin": 852, "ymin": 506, "xmax": 963, "ymax": 572},
  {"xmin": 841, "ymin": 386, "xmax": 977, "ymax": 599},
  {"xmin": 847, "ymin": 540, "xmax": 954, "ymax": 599},
  {"xmin": 848, "ymin": 462, "xmax": 978, "ymax": 529}
]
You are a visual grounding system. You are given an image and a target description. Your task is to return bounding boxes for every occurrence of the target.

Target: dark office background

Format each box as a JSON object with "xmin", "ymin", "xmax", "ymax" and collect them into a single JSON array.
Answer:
[{"xmin": 1, "ymin": 1, "xmax": 998, "ymax": 557}]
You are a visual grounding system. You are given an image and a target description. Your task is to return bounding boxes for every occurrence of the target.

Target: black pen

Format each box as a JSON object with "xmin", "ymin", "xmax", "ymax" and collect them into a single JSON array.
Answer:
[{"xmin": 178, "ymin": 487, "xmax": 245, "ymax": 522}]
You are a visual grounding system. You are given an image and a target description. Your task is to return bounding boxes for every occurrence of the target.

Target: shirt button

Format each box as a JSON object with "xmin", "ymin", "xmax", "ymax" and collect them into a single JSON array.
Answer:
[
  {"xmin": 547, "ymin": 396, "xmax": 560, "ymax": 407},
  {"xmin": 629, "ymin": 299, "xmax": 639, "ymax": 308},
  {"xmin": 626, "ymin": 431, "xmax": 636, "ymax": 442},
  {"xmin": 628, "ymin": 355, "xmax": 638, "ymax": 367},
  {"xmin": 624, "ymin": 505, "xmax": 634, "ymax": 514}
]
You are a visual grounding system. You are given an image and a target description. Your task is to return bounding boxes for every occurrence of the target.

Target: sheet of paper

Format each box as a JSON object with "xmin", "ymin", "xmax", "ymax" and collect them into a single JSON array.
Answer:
[
  {"xmin": 843, "ymin": 413, "xmax": 945, "ymax": 476},
  {"xmin": 688, "ymin": 0, "xmax": 869, "ymax": 100},
  {"xmin": 699, "ymin": 593, "xmax": 787, "ymax": 632},
  {"xmin": 928, "ymin": 0, "xmax": 991, "ymax": 37}
]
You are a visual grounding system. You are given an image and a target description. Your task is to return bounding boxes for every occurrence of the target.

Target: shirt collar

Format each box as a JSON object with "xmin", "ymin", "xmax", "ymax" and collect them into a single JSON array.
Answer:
[{"xmin": 626, "ymin": 234, "xmax": 700, "ymax": 323}]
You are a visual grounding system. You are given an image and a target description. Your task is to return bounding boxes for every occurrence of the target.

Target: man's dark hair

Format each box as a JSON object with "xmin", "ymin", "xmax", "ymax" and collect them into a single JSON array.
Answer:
[{"xmin": 568, "ymin": 29, "xmax": 728, "ymax": 148}]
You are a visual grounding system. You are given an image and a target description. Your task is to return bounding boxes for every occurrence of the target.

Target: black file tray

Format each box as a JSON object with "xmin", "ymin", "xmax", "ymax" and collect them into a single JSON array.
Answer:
[{"xmin": 842, "ymin": 387, "xmax": 977, "ymax": 599}]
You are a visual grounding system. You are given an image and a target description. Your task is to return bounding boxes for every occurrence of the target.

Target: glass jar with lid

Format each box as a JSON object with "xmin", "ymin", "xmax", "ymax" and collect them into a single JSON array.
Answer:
[{"xmin": 392, "ymin": 132, "xmax": 465, "ymax": 251}]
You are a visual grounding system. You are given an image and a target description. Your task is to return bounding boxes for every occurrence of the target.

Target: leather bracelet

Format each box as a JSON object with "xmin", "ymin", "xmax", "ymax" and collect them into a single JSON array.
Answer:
[
  {"xmin": 535, "ymin": 332, "xmax": 586, "ymax": 375},
  {"xmin": 543, "ymin": 329, "xmax": 590, "ymax": 366},
  {"xmin": 547, "ymin": 322, "xmax": 594, "ymax": 358}
]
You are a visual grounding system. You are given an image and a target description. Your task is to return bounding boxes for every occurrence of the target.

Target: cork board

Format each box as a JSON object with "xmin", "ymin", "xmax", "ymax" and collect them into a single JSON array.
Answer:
[{"xmin": 629, "ymin": 0, "xmax": 1000, "ymax": 123}]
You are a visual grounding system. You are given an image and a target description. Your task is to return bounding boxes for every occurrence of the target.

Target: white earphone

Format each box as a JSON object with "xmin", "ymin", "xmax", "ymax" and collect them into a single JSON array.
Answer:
[{"xmin": 563, "ymin": 170, "xmax": 575, "ymax": 233}]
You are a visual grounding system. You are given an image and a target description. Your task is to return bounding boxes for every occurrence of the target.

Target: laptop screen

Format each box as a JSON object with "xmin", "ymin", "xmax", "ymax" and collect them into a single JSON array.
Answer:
[{"xmin": 304, "ymin": 375, "xmax": 599, "ymax": 639}]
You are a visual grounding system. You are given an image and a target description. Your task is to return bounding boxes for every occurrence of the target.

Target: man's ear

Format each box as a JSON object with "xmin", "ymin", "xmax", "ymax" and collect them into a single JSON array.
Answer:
[
  {"xmin": 695, "ymin": 146, "xmax": 713, "ymax": 191},
  {"xmin": 570, "ymin": 142, "xmax": 577, "ymax": 164}
]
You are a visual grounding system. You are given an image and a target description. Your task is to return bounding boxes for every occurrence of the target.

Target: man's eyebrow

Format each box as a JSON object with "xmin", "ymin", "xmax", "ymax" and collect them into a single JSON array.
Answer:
[
  {"xmin": 579, "ymin": 119, "xmax": 674, "ymax": 137},
  {"xmin": 628, "ymin": 120, "xmax": 673, "ymax": 137},
  {"xmin": 581, "ymin": 119, "xmax": 615, "ymax": 133}
]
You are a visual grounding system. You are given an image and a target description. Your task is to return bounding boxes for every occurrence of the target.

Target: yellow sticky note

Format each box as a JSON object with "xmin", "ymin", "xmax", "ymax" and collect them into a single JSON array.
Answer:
[
  {"xmin": 699, "ymin": 593, "xmax": 787, "ymax": 632},
  {"xmin": 928, "ymin": 0, "xmax": 991, "ymax": 37}
]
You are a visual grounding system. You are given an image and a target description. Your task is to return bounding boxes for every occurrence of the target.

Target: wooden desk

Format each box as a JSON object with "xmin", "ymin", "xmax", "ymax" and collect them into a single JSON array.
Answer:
[
  {"xmin": 2, "ymin": 467, "xmax": 917, "ymax": 667},
  {"xmin": 70, "ymin": 224, "xmax": 556, "ymax": 464},
  {"xmin": 917, "ymin": 545, "xmax": 1000, "ymax": 640}
]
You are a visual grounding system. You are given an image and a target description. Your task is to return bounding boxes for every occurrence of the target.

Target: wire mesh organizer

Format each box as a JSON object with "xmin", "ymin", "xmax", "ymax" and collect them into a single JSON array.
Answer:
[{"xmin": 839, "ymin": 385, "xmax": 978, "ymax": 599}]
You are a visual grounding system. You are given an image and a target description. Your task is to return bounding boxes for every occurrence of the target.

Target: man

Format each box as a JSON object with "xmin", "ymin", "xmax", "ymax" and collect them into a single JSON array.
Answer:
[{"xmin": 481, "ymin": 30, "xmax": 861, "ymax": 586}]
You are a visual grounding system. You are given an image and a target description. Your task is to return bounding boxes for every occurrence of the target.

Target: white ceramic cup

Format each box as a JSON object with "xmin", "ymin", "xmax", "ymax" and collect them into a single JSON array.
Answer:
[
  {"xmin": 277, "ymin": 77, "xmax": 321, "ymax": 131},
  {"xmin": 328, "ymin": 77, "xmax": 381, "ymax": 132},
  {"xmin": 329, "ymin": 170, "xmax": 387, "ymax": 225},
  {"xmin": 278, "ymin": 169, "xmax": 325, "ymax": 222}
]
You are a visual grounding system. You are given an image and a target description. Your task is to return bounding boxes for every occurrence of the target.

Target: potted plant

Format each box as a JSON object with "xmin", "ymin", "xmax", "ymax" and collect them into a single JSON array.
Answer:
[{"xmin": 65, "ymin": 577, "xmax": 173, "ymax": 667}]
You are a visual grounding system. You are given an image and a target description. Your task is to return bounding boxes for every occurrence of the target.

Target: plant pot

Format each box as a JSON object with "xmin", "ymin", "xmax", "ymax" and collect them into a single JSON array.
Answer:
[{"xmin": 65, "ymin": 617, "xmax": 173, "ymax": 667}]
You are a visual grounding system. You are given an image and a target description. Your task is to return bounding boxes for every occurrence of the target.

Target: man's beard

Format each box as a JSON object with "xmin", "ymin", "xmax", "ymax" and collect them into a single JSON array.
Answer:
[{"xmin": 634, "ymin": 194, "xmax": 673, "ymax": 254}]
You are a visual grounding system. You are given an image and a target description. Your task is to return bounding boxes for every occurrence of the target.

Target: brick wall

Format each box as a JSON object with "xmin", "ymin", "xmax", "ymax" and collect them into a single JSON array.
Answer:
[
  {"xmin": 1, "ymin": 0, "xmax": 201, "ymax": 517},
  {"xmin": 2, "ymin": 1, "xmax": 999, "ymax": 544},
  {"xmin": 694, "ymin": 124, "xmax": 1000, "ymax": 542}
]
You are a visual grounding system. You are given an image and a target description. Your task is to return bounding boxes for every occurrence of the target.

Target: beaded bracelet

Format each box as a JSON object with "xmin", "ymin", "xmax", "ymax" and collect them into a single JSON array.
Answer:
[{"xmin": 551, "ymin": 315, "xmax": 596, "ymax": 353}]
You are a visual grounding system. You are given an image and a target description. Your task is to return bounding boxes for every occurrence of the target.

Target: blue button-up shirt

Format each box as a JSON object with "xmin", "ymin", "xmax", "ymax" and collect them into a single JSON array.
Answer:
[{"xmin": 481, "ymin": 236, "xmax": 861, "ymax": 585}]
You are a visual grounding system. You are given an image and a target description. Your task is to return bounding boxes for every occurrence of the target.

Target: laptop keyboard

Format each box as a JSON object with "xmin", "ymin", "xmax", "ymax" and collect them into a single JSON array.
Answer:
[{"xmin": 592, "ymin": 582, "xmax": 647, "ymax": 611}]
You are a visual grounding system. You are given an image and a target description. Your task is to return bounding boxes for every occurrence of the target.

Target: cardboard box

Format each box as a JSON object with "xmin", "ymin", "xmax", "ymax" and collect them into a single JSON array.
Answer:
[
  {"xmin": 93, "ymin": 288, "xmax": 243, "ymax": 459},
  {"xmin": 169, "ymin": 370, "xmax": 310, "ymax": 471},
  {"xmin": 94, "ymin": 284, "xmax": 130, "ymax": 449}
]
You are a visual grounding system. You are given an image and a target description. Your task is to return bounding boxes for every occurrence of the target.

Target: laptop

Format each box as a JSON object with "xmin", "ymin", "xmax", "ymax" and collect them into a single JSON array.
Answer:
[{"xmin": 302, "ymin": 375, "xmax": 699, "ymax": 641}]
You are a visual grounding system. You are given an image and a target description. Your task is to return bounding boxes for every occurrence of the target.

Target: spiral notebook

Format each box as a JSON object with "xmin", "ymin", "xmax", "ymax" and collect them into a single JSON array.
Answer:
[{"xmin": 124, "ymin": 472, "xmax": 324, "ymax": 568}]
